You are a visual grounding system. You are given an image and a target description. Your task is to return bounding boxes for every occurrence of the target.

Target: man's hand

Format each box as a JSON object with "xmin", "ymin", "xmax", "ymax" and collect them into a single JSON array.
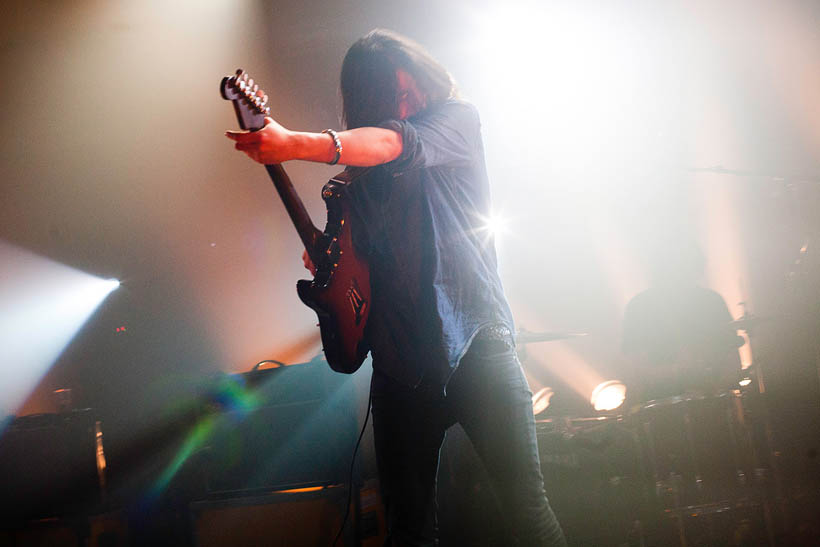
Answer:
[
  {"xmin": 225, "ymin": 117, "xmax": 294, "ymax": 164},
  {"xmin": 302, "ymin": 249, "xmax": 316, "ymax": 276}
]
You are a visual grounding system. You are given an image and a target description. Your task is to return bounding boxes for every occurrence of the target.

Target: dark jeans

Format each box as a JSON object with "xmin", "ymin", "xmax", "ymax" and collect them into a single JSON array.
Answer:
[{"xmin": 370, "ymin": 337, "xmax": 567, "ymax": 547}]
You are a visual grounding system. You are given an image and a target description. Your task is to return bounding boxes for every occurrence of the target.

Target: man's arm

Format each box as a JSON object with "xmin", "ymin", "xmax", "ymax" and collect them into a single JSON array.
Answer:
[{"xmin": 225, "ymin": 117, "xmax": 403, "ymax": 167}]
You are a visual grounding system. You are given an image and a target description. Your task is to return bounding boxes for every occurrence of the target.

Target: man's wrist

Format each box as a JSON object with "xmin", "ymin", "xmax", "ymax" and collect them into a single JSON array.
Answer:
[
  {"xmin": 322, "ymin": 129, "xmax": 343, "ymax": 165},
  {"xmin": 288, "ymin": 131, "xmax": 338, "ymax": 164}
]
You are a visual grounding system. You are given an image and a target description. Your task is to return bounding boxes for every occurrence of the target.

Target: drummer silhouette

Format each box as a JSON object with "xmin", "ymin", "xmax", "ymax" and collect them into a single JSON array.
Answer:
[
  {"xmin": 622, "ymin": 237, "xmax": 743, "ymax": 403},
  {"xmin": 620, "ymin": 236, "xmax": 752, "ymax": 511}
]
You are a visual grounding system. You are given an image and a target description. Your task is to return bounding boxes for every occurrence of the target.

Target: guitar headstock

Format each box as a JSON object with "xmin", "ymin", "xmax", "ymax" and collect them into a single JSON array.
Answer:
[{"xmin": 220, "ymin": 69, "xmax": 270, "ymax": 131}]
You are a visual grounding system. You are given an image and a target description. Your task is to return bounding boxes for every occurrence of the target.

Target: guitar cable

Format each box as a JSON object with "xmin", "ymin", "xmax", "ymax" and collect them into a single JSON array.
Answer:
[{"xmin": 332, "ymin": 388, "xmax": 373, "ymax": 547}]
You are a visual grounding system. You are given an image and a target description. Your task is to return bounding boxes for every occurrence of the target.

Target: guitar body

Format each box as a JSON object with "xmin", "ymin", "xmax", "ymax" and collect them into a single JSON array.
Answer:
[
  {"xmin": 221, "ymin": 69, "xmax": 370, "ymax": 374},
  {"xmin": 297, "ymin": 174, "xmax": 370, "ymax": 374}
]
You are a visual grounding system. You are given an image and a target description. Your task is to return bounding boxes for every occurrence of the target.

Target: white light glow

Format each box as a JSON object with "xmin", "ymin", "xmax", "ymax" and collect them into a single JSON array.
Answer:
[
  {"xmin": 0, "ymin": 241, "xmax": 119, "ymax": 415},
  {"xmin": 468, "ymin": 3, "xmax": 651, "ymax": 174},
  {"xmin": 590, "ymin": 380, "xmax": 627, "ymax": 412},
  {"xmin": 484, "ymin": 213, "xmax": 508, "ymax": 238}
]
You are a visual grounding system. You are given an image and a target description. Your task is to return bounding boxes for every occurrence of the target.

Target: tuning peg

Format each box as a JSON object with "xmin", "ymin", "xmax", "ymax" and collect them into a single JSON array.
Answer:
[
  {"xmin": 235, "ymin": 68, "xmax": 244, "ymax": 76},
  {"xmin": 242, "ymin": 72, "xmax": 249, "ymax": 81},
  {"xmin": 252, "ymin": 84, "xmax": 259, "ymax": 94},
  {"xmin": 261, "ymin": 94, "xmax": 268, "ymax": 105}
]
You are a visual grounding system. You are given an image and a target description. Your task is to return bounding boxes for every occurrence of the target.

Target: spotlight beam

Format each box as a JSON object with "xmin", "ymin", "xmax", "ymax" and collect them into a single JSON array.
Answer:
[{"xmin": 0, "ymin": 241, "xmax": 120, "ymax": 415}]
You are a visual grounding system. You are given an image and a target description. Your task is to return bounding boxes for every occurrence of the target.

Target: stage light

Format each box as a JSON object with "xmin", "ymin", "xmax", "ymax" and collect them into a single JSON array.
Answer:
[
  {"xmin": 0, "ymin": 241, "xmax": 121, "ymax": 415},
  {"xmin": 467, "ymin": 2, "xmax": 650, "ymax": 176},
  {"xmin": 531, "ymin": 386, "xmax": 555, "ymax": 415},
  {"xmin": 590, "ymin": 380, "xmax": 627, "ymax": 412}
]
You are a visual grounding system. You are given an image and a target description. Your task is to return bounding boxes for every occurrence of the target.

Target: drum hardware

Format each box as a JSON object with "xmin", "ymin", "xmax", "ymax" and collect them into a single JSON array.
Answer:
[
  {"xmin": 535, "ymin": 415, "xmax": 622, "ymax": 435},
  {"xmin": 633, "ymin": 390, "xmax": 757, "ymax": 509},
  {"xmin": 659, "ymin": 498, "xmax": 776, "ymax": 547},
  {"xmin": 731, "ymin": 306, "xmax": 777, "ymax": 394},
  {"xmin": 729, "ymin": 306, "xmax": 788, "ymax": 536},
  {"xmin": 535, "ymin": 398, "xmax": 775, "ymax": 546},
  {"xmin": 535, "ymin": 414, "xmax": 650, "ymax": 546},
  {"xmin": 631, "ymin": 387, "xmax": 783, "ymax": 546}
]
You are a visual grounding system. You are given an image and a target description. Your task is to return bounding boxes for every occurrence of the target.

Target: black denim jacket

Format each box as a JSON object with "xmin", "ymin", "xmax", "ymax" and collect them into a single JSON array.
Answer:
[{"xmin": 347, "ymin": 100, "xmax": 514, "ymax": 387}]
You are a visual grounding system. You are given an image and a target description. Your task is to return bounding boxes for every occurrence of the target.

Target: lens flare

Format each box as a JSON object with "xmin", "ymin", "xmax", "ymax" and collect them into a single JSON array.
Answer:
[{"xmin": 484, "ymin": 213, "xmax": 507, "ymax": 238}]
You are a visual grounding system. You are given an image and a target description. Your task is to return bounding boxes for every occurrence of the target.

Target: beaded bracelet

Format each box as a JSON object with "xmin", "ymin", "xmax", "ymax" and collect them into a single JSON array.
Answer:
[{"xmin": 322, "ymin": 129, "xmax": 343, "ymax": 165}]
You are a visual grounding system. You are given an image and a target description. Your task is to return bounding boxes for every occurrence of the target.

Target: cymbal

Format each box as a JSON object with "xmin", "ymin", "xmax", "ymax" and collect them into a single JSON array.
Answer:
[{"xmin": 515, "ymin": 330, "xmax": 588, "ymax": 344}]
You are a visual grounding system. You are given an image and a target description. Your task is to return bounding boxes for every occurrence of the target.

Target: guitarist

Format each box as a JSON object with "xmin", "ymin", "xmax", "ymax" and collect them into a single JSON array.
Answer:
[{"xmin": 226, "ymin": 29, "xmax": 566, "ymax": 547}]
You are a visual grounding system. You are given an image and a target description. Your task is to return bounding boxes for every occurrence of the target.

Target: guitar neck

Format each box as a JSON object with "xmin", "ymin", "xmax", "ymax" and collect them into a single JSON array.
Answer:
[{"xmin": 264, "ymin": 164, "xmax": 323, "ymax": 263}]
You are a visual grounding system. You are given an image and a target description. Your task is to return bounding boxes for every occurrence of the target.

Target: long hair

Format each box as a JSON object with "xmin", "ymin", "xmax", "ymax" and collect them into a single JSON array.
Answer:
[{"xmin": 340, "ymin": 29, "xmax": 457, "ymax": 129}]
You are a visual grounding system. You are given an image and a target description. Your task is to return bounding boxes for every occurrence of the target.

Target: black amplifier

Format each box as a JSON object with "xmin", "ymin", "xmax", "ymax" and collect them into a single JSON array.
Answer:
[{"xmin": 0, "ymin": 409, "xmax": 103, "ymax": 523}]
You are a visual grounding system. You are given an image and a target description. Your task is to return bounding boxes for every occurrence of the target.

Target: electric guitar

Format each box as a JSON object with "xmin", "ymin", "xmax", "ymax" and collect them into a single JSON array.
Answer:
[{"xmin": 220, "ymin": 69, "xmax": 370, "ymax": 374}]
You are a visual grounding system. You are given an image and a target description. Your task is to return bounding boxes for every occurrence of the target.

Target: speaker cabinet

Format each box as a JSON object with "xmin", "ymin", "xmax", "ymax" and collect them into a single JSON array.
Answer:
[
  {"xmin": 191, "ymin": 487, "xmax": 352, "ymax": 547},
  {"xmin": 0, "ymin": 410, "xmax": 102, "ymax": 522}
]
